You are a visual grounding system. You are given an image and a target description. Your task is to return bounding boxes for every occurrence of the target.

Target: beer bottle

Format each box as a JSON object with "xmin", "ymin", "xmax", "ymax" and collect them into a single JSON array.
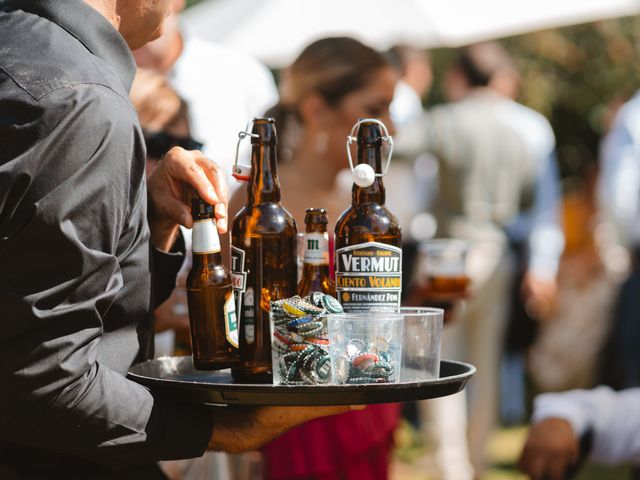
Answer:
[
  {"xmin": 231, "ymin": 118, "xmax": 297, "ymax": 383},
  {"xmin": 186, "ymin": 195, "xmax": 239, "ymax": 370},
  {"xmin": 335, "ymin": 119, "xmax": 402, "ymax": 312},
  {"xmin": 298, "ymin": 208, "xmax": 335, "ymax": 297}
]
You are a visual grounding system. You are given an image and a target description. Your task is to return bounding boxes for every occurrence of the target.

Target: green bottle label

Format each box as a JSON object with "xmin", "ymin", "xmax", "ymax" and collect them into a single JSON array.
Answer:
[{"xmin": 224, "ymin": 293, "xmax": 239, "ymax": 348}]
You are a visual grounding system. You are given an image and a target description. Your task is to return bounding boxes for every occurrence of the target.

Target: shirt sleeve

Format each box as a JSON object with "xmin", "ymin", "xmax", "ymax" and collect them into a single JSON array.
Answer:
[
  {"xmin": 532, "ymin": 387, "xmax": 640, "ymax": 465},
  {"xmin": 526, "ymin": 150, "xmax": 565, "ymax": 279},
  {"xmin": 0, "ymin": 85, "xmax": 212, "ymax": 470},
  {"xmin": 393, "ymin": 110, "xmax": 436, "ymax": 160},
  {"xmin": 597, "ymin": 100, "xmax": 640, "ymax": 247}
]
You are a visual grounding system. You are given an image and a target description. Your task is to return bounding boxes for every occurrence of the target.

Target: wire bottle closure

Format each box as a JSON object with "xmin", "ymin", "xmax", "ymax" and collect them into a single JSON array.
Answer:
[
  {"xmin": 345, "ymin": 118, "xmax": 394, "ymax": 188},
  {"xmin": 232, "ymin": 119, "xmax": 260, "ymax": 182}
]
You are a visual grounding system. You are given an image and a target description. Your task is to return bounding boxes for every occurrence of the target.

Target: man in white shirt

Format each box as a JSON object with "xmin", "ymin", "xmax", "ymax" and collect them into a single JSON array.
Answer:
[{"xmin": 396, "ymin": 42, "xmax": 564, "ymax": 478}]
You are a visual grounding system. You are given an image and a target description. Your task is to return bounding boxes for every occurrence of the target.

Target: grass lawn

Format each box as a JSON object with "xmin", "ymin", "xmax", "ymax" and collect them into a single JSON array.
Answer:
[{"xmin": 392, "ymin": 422, "xmax": 631, "ymax": 480}]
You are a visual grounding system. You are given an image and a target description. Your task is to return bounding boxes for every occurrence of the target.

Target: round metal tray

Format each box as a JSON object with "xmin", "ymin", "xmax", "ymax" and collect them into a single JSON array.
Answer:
[{"xmin": 128, "ymin": 356, "xmax": 475, "ymax": 406}]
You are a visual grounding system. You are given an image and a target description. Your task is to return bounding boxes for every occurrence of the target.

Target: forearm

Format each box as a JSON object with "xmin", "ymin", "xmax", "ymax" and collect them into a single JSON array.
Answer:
[
  {"xmin": 533, "ymin": 387, "xmax": 640, "ymax": 465},
  {"xmin": 148, "ymin": 200, "xmax": 181, "ymax": 252},
  {"xmin": 527, "ymin": 153, "xmax": 564, "ymax": 279},
  {"xmin": 208, "ymin": 405, "xmax": 352, "ymax": 453}
]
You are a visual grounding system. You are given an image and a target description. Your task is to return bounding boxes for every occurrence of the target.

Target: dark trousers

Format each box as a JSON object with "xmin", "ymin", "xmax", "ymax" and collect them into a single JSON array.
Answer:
[{"xmin": 600, "ymin": 249, "xmax": 640, "ymax": 390}]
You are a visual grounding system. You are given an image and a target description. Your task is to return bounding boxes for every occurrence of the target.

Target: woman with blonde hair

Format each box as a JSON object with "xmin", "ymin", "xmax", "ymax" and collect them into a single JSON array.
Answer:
[{"xmin": 257, "ymin": 37, "xmax": 399, "ymax": 480}]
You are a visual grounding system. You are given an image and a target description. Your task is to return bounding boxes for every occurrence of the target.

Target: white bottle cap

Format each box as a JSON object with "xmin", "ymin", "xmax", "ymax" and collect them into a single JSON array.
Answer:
[{"xmin": 353, "ymin": 163, "xmax": 375, "ymax": 188}]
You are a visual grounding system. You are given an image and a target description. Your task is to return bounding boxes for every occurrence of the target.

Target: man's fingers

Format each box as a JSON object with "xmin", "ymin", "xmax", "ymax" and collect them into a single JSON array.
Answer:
[
  {"xmin": 153, "ymin": 180, "xmax": 192, "ymax": 228},
  {"xmin": 194, "ymin": 152, "xmax": 229, "ymax": 233},
  {"xmin": 215, "ymin": 202, "xmax": 228, "ymax": 233},
  {"xmin": 163, "ymin": 147, "xmax": 220, "ymax": 205},
  {"xmin": 194, "ymin": 152, "xmax": 229, "ymax": 205}
]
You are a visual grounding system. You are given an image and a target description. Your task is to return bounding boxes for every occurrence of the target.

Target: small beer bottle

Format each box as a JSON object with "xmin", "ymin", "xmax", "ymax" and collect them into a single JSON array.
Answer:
[
  {"xmin": 231, "ymin": 118, "xmax": 297, "ymax": 383},
  {"xmin": 186, "ymin": 195, "xmax": 239, "ymax": 370},
  {"xmin": 298, "ymin": 208, "xmax": 335, "ymax": 297},
  {"xmin": 335, "ymin": 119, "xmax": 402, "ymax": 312}
]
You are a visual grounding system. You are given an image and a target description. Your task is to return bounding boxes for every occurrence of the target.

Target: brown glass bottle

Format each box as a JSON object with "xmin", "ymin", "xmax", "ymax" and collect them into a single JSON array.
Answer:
[
  {"xmin": 334, "ymin": 120, "xmax": 402, "ymax": 312},
  {"xmin": 231, "ymin": 118, "xmax": 297, "ymax": 383},
  {"xmin": 186, "ymin": 196, "xmax": 239, "ymax": 370},
  {"xmin": 298, "ymin": 208, "xmax": 335, "ymax": 297}
]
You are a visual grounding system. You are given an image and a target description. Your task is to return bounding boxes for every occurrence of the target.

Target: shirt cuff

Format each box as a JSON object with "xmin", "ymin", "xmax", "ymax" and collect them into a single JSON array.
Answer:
[
  {"xmin": 531, "ymin": 391, "xmax": 592, "ymax": 437},
  {"xmin": 150, "ymin": 394, "xmax": 213, "ymax": 460},
  {"xmin": 152, "ymin": 231, "xmax": 186, "ymax": 307}
]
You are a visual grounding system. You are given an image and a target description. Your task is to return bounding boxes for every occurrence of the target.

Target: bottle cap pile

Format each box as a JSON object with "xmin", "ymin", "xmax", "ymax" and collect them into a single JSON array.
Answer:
[{"xmin": 270, "ymin": 293, "xmax": 343, "ymax": 385}]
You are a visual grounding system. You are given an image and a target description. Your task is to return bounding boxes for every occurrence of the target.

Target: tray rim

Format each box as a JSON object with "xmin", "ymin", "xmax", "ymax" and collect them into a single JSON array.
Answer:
[{"xmin": 128, "ymin": 356, "xmax": 475, "ymax": 392}]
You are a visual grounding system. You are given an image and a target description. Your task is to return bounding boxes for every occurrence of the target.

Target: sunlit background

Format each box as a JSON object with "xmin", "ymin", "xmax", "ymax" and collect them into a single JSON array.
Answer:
[{"xmin": 182, "ymin": 2, "xmax": 640, "ymax": 478}]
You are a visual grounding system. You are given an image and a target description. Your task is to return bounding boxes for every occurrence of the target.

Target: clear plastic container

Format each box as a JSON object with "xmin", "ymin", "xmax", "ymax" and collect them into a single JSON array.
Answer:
[
  {"xmin": 327, "ymin": 312, "xmax": 404, "ymax": 384},
  {"xmin": 270, "ymin": 310, "xmax": 330, "ymax": 385},
  {"xmin": 271, "ymin": 307, "xmax": 442, "ymax": 385},
  {"xmin": 399, "ymin": 307, "xmax": 443, "ymax": 381}
]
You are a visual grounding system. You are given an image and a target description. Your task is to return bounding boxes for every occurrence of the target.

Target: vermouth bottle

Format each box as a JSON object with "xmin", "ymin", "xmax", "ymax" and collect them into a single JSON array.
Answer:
[{"xmin": 334, "ymin": 119, "xmax": 402, "ymax": 312}]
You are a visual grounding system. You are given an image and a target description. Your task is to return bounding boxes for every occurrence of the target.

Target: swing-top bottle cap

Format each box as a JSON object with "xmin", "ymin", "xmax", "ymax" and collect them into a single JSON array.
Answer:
[
  {"xmin": 353, "ymin": 163, "xmax": 376, "ymax": 187},
  {"xmin": 345, "ymin": 118, "xmax": 394, "ymax": 188},
  {"xmin": 233, "ymin": 118, "xmax": 277, "ymax": 182}
]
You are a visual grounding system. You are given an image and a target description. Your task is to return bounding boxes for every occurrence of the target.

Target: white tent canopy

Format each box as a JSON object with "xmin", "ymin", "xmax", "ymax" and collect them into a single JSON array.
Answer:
[{"xmin": 183, "ymin": 0, "xmax": 640, "ymax": 68}]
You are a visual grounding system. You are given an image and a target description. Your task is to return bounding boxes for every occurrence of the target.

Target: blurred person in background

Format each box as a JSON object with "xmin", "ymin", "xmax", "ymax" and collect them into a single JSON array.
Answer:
[
  {"xmin": 598, "ymin": 91, "xmax": 640, "ymax": 391},
  {"xmin": 519, "ymin": 386, "xmax": 640, "ymax": 480},
  {"xmin": 258, "ymin": 37, "xmax": 398, "ymax": 233},
  {"xmin": 133, "ymin": 0, "xmax": 277, "ymax": 357},
  {"xmin": 231, "ymin": 37, "xmax": 400, "ymax": 480},
  {"xmin": 396, "ymin": 42, "xmax": 564, "ymax": 478},
  {"xmin": 133, "ymin": 0, "xmax": 278, "ymax": 199},
  {"xmin": 519, "ymin": 90, "xmax": 640, "ymax": 480},
  {"xmin": 385, "ymin": 45, "xmax": 440, "ymax": 249},
  {"xmin": 386, "ymin": 44, "xmax": 433, "ymax": 128}
]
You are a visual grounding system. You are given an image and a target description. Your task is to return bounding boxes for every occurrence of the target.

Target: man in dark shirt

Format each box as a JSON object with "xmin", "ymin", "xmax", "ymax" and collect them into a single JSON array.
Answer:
[{"xmin": 0, "ymin": 1, "xmax": 349, "ymax": 478}]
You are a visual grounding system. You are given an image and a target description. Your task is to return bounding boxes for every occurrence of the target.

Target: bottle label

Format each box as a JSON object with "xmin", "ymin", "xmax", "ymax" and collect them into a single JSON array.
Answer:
[
  {"xmin": 192, "ymin": 219, "xmax": 220, "ymax": 254},
  {"xmin": 243, "ymin": 287, "xmax": 255, "ymax": 344},
  {"xmin": 303, "ymin": 232, "xmax": 329, "ymax": 265},
  {"xmin": 224, "ymin": 293, "xmax": 239, "ymax": 348},
  {"xmin": 231, "ymin": 246, "xmax": 247, "ymax": 326},
  {"xmin": 335, "ymin": 241, "xmax": 402, "ymax": 312}
]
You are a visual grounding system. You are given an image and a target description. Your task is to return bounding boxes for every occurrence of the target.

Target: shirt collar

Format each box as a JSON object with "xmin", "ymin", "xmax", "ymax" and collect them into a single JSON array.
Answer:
[{"xmin": 8, "ymin": 0, "xmax": 136, "ymax": 92}]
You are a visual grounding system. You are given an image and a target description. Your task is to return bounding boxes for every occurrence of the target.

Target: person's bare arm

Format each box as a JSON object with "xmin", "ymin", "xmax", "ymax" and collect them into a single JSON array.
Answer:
[
  {"xmin": 518, "ymin": 417, "xmax": 579, "ymax": 480},
  {"xmin": 209, "ymin": 405, "xmax": 359, "ymax": 453}
]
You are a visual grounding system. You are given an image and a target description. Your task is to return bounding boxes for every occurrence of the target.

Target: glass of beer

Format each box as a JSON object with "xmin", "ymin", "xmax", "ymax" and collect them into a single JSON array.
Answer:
[{"xmin": 409, "ymin": 239, "xmax": 469, "ymax": 320}]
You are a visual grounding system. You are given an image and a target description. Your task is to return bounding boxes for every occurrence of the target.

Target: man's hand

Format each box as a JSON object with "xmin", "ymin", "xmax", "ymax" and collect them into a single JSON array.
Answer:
[
  {"xmin": 522, "ymin": 272, "xmax": 557, "ymax": 320},
  {"xmin": 518, "ymin": 418, "xmax": 579, "ymax": 480},
  {"xmin": 147, "ymin": 147, "xmax": 228, "ymax": 251},
  {"xmin": 208, "ymin": 405, "xmax": 362, "ymax": 453}
]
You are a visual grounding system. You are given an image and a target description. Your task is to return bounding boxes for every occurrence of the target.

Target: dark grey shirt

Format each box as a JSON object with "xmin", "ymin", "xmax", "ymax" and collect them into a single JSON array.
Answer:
[{"xmin": 0, "ymin": 1, "xmax": 212, "ymax": 477}]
